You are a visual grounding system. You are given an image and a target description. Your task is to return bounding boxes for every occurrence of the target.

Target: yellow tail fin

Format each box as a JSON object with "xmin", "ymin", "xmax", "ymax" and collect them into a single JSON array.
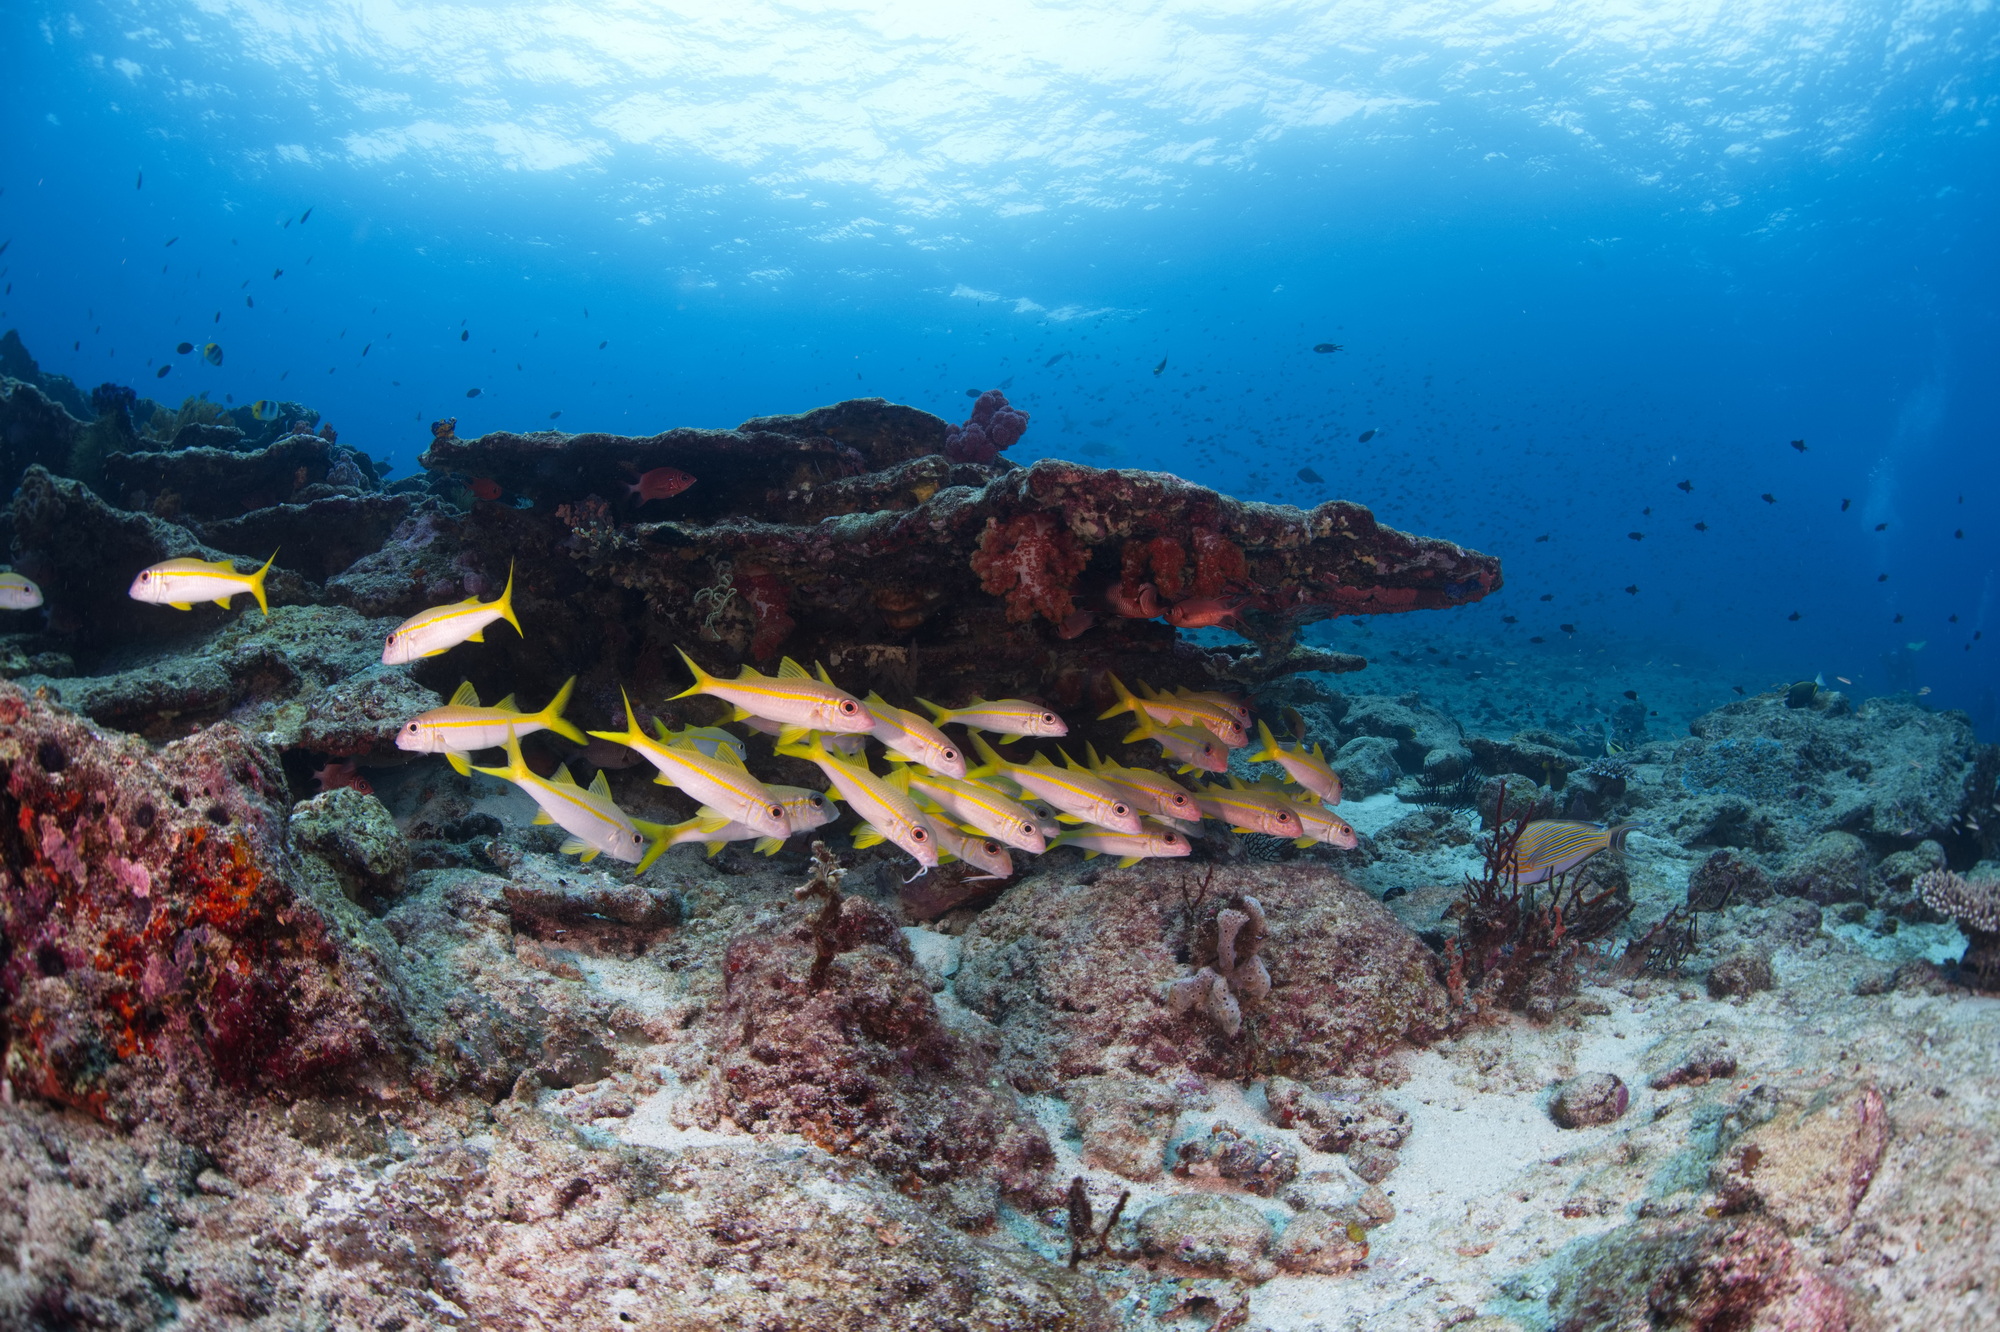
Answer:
[
  {"xmin": 537, "ymin": 675, "xmax": 586, "ymax": 744},
  {"xmin": 248, "ymin": 549, "xmax": 278, "ymax": 616},
  {"xmin": 493, "ymin": 560, "xmax": 522, "ymax": 637},
  {"xmin": 586, "ymin": 688, "xmax": 647, "ymax": 748},
  {"xmin": 1247, "ymin": 718, "xmax": 1283, "ymax": 765},
  {"xmin": 671, "ymin": 646, "xmax": 717, "ymax": 701},
  {"xmin": 966, "ymin": 732, "xmax": 1010, "ymax": 778},
  {"xmin": 1097, "ymin": 673, "xmax": 1139, "ymax": 722},
  {"xmin": 471, "ymin": 727, "xmax": 530, "ymax": 783}
]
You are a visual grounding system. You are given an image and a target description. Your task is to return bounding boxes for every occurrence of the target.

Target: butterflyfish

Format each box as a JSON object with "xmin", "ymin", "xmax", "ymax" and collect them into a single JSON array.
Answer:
[
  {"xmin": 128, "ymin": 550, "xmax": 278, "ymax": 615},
  {"xmin": 383, "ymin": 562, "xmax": 521, "ymax": 663}
]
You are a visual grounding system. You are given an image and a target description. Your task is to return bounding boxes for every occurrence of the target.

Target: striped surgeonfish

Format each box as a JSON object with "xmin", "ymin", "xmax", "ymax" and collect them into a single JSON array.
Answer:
[{"xmin": 1507, "ymin": 821, "xmax": 1635, "ymax": 885}]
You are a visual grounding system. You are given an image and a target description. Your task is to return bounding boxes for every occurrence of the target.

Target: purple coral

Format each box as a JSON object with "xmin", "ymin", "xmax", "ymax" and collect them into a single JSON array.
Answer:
[{"xmin": 944, "ymin": 390, "xmax": 1030, "ymax": 464}]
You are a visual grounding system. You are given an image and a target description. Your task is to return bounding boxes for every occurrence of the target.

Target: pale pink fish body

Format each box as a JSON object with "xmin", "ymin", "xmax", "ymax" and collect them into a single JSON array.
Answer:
[
  {"xmin": 0, "ymin": 571, "xmax": 42, "ymax": 610},
  {"xmin": 1102, "ymin": 675, "xmax": 1245, "ymax": 748},
  {"xmin": 864, "ymin": 692, "xmax": 967, "ymax": 777},
  {"xmin": 1177, "ymin": 687, "xmax": 1250, "ymax": 729},
  {"xmin": 769, "ymin": 783, "xmax": 837, "ymax": 834},
  {"xmin": 1084, "ymin": 746, "xmax": 1201, "ymax": 825},
  {"xmin": 920, "ymin": 696, "xmax": 1068, "ymax": 739},
  {"xmin": 739, "ymin": 713, "xmax": 866, "ymax": 753},
  {"xmin": 1192, "ymin": 785, "xmax": 1306, "ymax": 838},
  {"xmin": 778, "ymin": 737, "xmax": 939, "ymax": 869},
  {"xmin": 1048, "ymin": 820, "xmax": 1192, "ymax": 867},
  {"xmin": 1248, "ymin": 720, "xmax": 1340, "ymax": 802},
  {"xmin": 1291, "ymin": 800, "xmax": 1358, "ymax": 849},
  {"xmin": 129, "ymin": 552, "xmax": 277, "ymax": 616},
  {"xmin": 587, "ymin": 694, "xmax": 791, "ymax": 839},
  {"xmin": 968, "ymin": 736, "xmax": 1142, "ymax": 835},
  {"xmin": 675, "ymin": 649, "xmax": 874, "ymax": 735},
  {"xmin": 923, "ymin": 814, "xmax": 1015, "ymax": 882},
  {"xmin": 894, "ymin": 768, "xmax": 1046, "ymax": 853},
  {"xmin": 384, "ymin": 563, "xmax": 520, "ymax": 663},
  {"xmin": 1124, "ymin": 712, "xmax": 1229, "ymax": 774}
]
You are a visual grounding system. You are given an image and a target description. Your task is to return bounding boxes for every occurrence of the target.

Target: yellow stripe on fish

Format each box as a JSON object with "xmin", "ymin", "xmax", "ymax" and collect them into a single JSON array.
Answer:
[
  {"xmin": 886, "ymin": 766, "xmax": 1047, "ymax": 853},
  {"xmin": 472, "ymin": 729, "xmax": 663, "ymax": 866},
  {"xmin": 0, "ymin": 571, "xmax": 44, "ymax": 610},
  {"xmin": 674, "ymin": 648, "xmax": 874, "ymax": 739},
  {"xmin": 1047, "ymin": 819, "xmax": 1192, "ymax": 868},
  {"xmin": 918, "ymin": 696, "xmax": 1068, "ymax": 739},
  {"xmin": 966, "ymin": 735, "xmax": 1142, "ymax": 834},
  {"xmin": 1191, "ymin": 783, "xmax": 1306, "ymax": 838},
  {"xmin": 1248, "ymin": 719, "xmax": 1342, "ymax": 803},
  {"xmin": 1099, "ymin": 675, "xmax": 1246, "ymax": 747},
  {"xmin": 396, "ymin": 677, "xmax": 586, "ymax": 775},
  {"xmin": 662, "ymin": 807, "xmax": 789, "ymax": 858},
  {"xmin": 920, "ymin": 815, "xmax": 1015, "ymax": 882},
  {"xmin": 588, "ymin": 690, "xmax": 792, "ymax": 839},
  {"xmin": 1174, "ymin": 687, "xmax": 1250, "ymax": 729},
  {"xmin": 1508, "ymin": 821, "xmax": 1635, "ymax": 885},
  {"xmin": 383, "ymin": 561, "xmax": 521, "ymax": 663},
  {"xmin": 862, "ymin": 690, "xmax": 967, "ymax": 777},
  {"xmin": 776, "ymin": 735, "xmax": 939, "ymax": 869},
  {"xmin": 1119, "ymin": 710, "xmax": 1229, "ymax": 775},
  {"xmin": 1083, "ymin": 744, "xmax": 1201, "ymax": 825},
  {"xmin": 128, "ymin": 550, "xmax": 277, "ymax": 616}
]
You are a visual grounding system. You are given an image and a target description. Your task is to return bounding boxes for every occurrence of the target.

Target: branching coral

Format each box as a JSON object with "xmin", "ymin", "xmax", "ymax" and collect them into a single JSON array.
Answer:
[
  {"xmin": 970, "ymin": 512, "xmax": 1089, "ymax": 625},
  {"xmin": 1919, "ymin": 868, "xmax": 2000, "ymax": 987},
  {"xmin": 1169, "ymin": 895, "xmax": 1271, "ymax": 1039}
]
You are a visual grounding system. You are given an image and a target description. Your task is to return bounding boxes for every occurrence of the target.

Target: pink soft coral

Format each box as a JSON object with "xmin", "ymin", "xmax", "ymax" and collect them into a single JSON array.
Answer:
[
  {"xmin": 971, "ymin": 513, "xmax": 1088, "ymax": 624},
  {"xmin": 944, "ymin": 391, "xmax": 1030, "ymax": 464}
]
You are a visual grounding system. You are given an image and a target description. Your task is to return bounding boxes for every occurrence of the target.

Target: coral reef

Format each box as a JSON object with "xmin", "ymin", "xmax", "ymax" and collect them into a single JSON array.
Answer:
[
  {"xmin": 1167, "ymin": 892, "xmax": 1271, "ymax": 1039},
  {"xmin": 944, "ymin": 389, "xmax": 1031, "ymax": 464},
  {"xmin": 1919, "ymin": 867, "xmax": 2000, "ymax": 986}
]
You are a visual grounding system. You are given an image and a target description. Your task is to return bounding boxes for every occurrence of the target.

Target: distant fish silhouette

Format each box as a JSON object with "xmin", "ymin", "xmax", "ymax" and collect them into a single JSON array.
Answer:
[
  {"xmin": 1623, "ymin": 690, "xmax": 1638, "ymax": 700},
  {"xmin": 1501, "ymin": 615, "xmax": 1517, "ymax": 624},
  {"xmin": 1694, "ymin": 521, "xmax": 1709, "ymax": 531},
  {"xmin": 1152, "ymin": 355, "xmax": 1168, "ymax": 376},
  {"xmin": 1788, "ymin": 611, "xmax": 1801, "ymax": 621},
  {"xmin": 300, "ymin": 207, "xmax": 312, "ymax": 223},
  {"xmin": 272, "ymin": 267, "xmax": 282, "ymax": 278},
  {"xmin": 466, "ymin": 387, "xmax": 482, "ymax": 398},
  {"xmin": 1297, "ymin": 466, "xmax": 1323, "ymax": 484},
  {"xmin": 1874, "ymin": 522, "xmax": 1887, "ymax": 531},
  {"xmin": 1627, "ymin": 531, "xmax": 1644, "ymax": 541},
  {"xmin": 1045, "ymin": 352, "xmax": 1067, "ymax": 367},
  {"xmin": 1357, "ymin": 428, "xmax": 1378, "ymax": 443},
  {"xmin": 165, "ymin": 236, "xmax": 177, "ymax": 247},
  {"xmin": 1790, "ymin": 439, "xmax": 1806, "ymax": 452},
  {"xmin": 1624, "ymin": 585, "xmax": 1639, "ymax": 594},
  {"xmin": 549, "ymin": 410, "xmax": 562, "ymax": 420},
  {"xmin": 461, "ymin": 330, "xmax": 469, "ymax": 341},
  {"xmin": 176, "ymin": 341, "xmax": 193, "ymax": 354},
  {"xmin": 1841, "ymin": 498, "xmax": 1852, "ymax": 511},
  {"xmin": 156, "ymin": 365, "xmax": 171, "ymax": 378},
  {"xmin": 1539, "ymin": 594, "xmax": 1553, "ymax": 602},
  {"xmin": 965, "ymin": 389, "xmax": 981, "ymax": 398},
  {"xmin": 1313, "ymin": 343, "xmax": 1342, "ymax": 353},
  {"xmin": 1534, "ymin": 534, "xmax": 1549, "ymax": 542},
  {"xmin": 1677, "ymin": 479, "xmax": 1692, "ymax": 492},
  {"xmin": 1559, "ymin": 623, "xmax": 1576, "ymax": 633},
  {"xmin": 1761, "ymin": 493, "xmax": 1776, "ymax": 503}
]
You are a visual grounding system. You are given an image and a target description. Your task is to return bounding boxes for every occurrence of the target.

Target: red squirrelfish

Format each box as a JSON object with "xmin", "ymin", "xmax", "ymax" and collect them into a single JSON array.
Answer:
[
  {"xmin": 626, "ymin": 466, "xmax": 696, "ymax": 503},
  {"xmin": 1166, "ymin": 596, "xmax": 1246, "ymax": 630}
]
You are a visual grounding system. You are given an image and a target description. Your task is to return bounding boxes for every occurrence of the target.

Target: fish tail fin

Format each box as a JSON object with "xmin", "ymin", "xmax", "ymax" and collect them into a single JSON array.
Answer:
[
  {"xmin": 966, "ymin": 732, "xmax": 1008, "ymax": 778},
  {"xmin": 916, "ymin": 697, "xmax": 949, "ymax": 723},
  {"xmin": 633, "ymin": 820, "xmax": 673, "ymax": 873},
  {"xmin": 248, "ymin": 549, "xmax": 277, "ymax": 616},
  {"xmin": 538, "ymin": 675, "xmax": 587, "ymax": 744},
  {"xmin": 670, "ymin": 646, "xmax": 716, "ymax": 700},
  {"xmin": 1097, "ymin": 673, "xmax": 1138, "ymax": 721},
  {"xmin": 494, "ymin": 560, "xmax": 522, "ymax": 637},
  {"xmin": 472, "ymin": 726, "xmax": 529, "ymax": 782},
  {"xmin": 1606, "ymin": 823, "xmax": 1636, "ymax": 852},
  {"xmin": 1247, "ymin": 718, "xmax": 1282, "ymax": 764},
  {"xmin": 1120, "ymin": 711, "xmax": 1158, "ymax": 745}
]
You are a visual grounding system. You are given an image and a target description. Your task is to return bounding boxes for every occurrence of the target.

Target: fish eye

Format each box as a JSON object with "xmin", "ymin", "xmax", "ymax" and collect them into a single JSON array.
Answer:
[
  {"xmin": 138, "ymin": 572, "xmax": 150, "ymax": 581},
  {"xmin": 942, "ymin": 747, "xmax": 958, "ymax": 761},
  {"xmin": 984, "ymin": 840, "xmax": 1001, "ymax": 854},
  {"xmin": 768, "ymin": 804, "xmax": 785, "ymax": 820},
  {"xmin": 912, "ymin": 826, "xmax": 927, "ymax": 841},
  {"xmin": 1040, "ymin": 712, "xmax": 1055, "ymax": 724},
  {"xmin": 1113, "ymin": 802, "xmax": 1129, "ymax": 816},
  {"xmin": 840, "ymin": 700, "xmax": 858, "ymax": 713},
  {"xmin": 404, "ymin": 723, "xmax": 418, "ymax": 733}
]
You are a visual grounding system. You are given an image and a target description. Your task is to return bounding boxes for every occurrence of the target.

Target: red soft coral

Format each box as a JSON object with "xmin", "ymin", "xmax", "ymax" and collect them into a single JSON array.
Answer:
[
  {"xmin": 971, "ymin": 513, "xmax": 1088, "ymax": 625},
  {"xmin": 1121, "ymin": 535, "xmax": 1187, "ymax": 600},
  {"xmin": 1190, "ymin": 528, "xmax": 1249, "ymax": 598}
]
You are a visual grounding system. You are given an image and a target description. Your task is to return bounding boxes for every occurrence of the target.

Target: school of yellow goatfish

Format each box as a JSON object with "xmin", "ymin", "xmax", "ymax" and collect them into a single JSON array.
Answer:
[{"xmin": 111, "ymin": 549, "xmax": 1359, "ymax": 880}]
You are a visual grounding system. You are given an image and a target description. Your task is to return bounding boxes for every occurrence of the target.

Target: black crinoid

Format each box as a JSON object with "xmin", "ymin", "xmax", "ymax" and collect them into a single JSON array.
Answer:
[{"xmin": 1415, "ymin": 762, "xmax": 1484, "ymax": 812}]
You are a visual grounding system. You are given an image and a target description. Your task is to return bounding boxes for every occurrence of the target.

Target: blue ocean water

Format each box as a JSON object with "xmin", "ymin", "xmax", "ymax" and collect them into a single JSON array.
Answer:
[{"xmin": 3, "ymin": 1, "xmax": 1995, "ymax": 732}]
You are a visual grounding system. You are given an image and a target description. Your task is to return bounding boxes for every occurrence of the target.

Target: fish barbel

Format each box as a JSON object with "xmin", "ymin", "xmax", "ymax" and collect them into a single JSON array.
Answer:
[
  {"xmin": 383, "ymin": 561, "xmax": 521, "ymax": 663},
  {"xmin": 396, "ymin": 677, "xmax": 587, "ymax": 775},
  {"xmin": 129, "ymin": 551, "xmax": 278, "ymax": 615}
]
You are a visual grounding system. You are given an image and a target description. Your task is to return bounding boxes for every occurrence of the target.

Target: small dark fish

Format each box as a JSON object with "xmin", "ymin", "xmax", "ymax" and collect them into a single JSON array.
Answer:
[
  {"xmin": 1642, "ymin": 506, "xmax": 1651, "ymax": 516},
  {"xmin": 966, "ymin": 388, "xmax": 981, "ymax": 398},
  {"xmin": 460, "ymin": 330, "xmax": 469, "ymax": 341},
  {"xmin": 1761, "ymin": 493, "xmax": 1776, "ymax": 504},
  {"xmin": 155, "ymin": 365, "xmax": 171, "ymax": 378},
  {"xmin": 1152, "ymin": 355, "xmax": 1168, "ymax": 376},
  {"xmin": 1559, "ymin": 623, "xmax": 1576, "ymax": 633},
  {"xmin": 549, "ymin": 410, "xmax": 562, "ymax": 420},
  {"xmin": 1313, "ymin": 343, "xmax": 1342, "ymax": 353},
  {"xmin": 1628, "ymin": 531, "xmax": 1644, "ymax": 541},
  {"xmin": 1694, "ymin": 521, "xmax": 1709, "ymax": 531},
  {"xmin": 1787, "ymin": 611, "xmax": 1801, "ymax": 621},
  {"xmin": 469, "ymin": 478, "xmax": 502, "ymax": 501},
  {"xmin": 1732, "ymin": 685, "xmax": 1745, "ymax": 695},
  {"xmin": 466, "ymin": 387, "xmax": 482, "ymax": 398},
  {"xmin": 1878, "ymin": 574, "xmax": 1888, "ymax": 582},
  {"xmin": 176, "ymin": 341, "xmax": 193, "ymax": 354},
  {"xmin": 1539, "ymin": 594, "xmax": 1553, "ymax": 602},
  {"xmin": 1501, "ymin": 615, "xmax": 1517, "ymax": 624},
  {"xmin": 1874, "ymin": 522, "xmax": 1887, "ymax": 531},
  {"xmin": 1624, "ymin": 585, "xmax": 1639, "ymax": 595},
  {"xmin": 0, "ymin": 240, "xmax": 9, "ymax": 256},
  {"xmin": 202, "ymin": 342, "xmax": 223, "ymax": 366},
  {"xmin": 1894, "ymin": 614, "xmax": 1904, "ymax": 623},
  {"xmin": 246, "ymin": 296, "xmax": 254, "ymax": 307},
  {"xmin": 136, "ymin": 171, "xmax": 143, "ymax": 189},
  {"xmin": 362, "ymin": 343, "xmax": 370, "ymax": 356},
  {"xmin": 165, "ymin": 236, "xmax": 177, "ymax": 247},
  {"xmin": 1955, "ymin": 529, "xmax": 1964, "ymax": 538},
  {"xmin": 1282, "ymin": 706, "xmax": 1307, "ymax": 742},
  {"xmin": 300, "ymin": 207, "xmax": 312, "ymax": 223},
  {"xmin": 626, "ymin": 466, "xmax": 696, "ymax": 503},
  {"xmin": 1045, "ymin": 352, "xmax": 1067, "ymax": 367},
  {"xmin": 1841, "ymin": 498, "xmax": 1851, "ymax": 511},
  {"xmin": 1297, "ymin": 466, "xmax": 1324, "ymax": 484},
  {"xmin": 1677, "ymin": 479, "xmax": 1692, "ymax": 492},
  {"xmin": 1529, "ymin": 636, "xmax": 1545, "ymax": 644},
  {"xmin": 1534, "ymin": 534, "xmax": 1549, "ymax": 543},
  {"xmin": 1623, "ymin": 690, "xmax": 1638, "ymax": 700},
  {"xmin": 1358, "ymin": 428, "xmax": 1377, "ymax": 443},
  {"xmin": 272, "ymin": 267, "xmax": 283, "ymax": 278},
  {"xmin": 1790, "ymin": 439, "xmax": 1806, "ymax": 452},
  {"xmin": 598, "ymin": 340, "xmax": 607, "ymax": 350},
  {"xmin": 1950, "ymin": 614, "xmax": 1959, "ymax": 623}
]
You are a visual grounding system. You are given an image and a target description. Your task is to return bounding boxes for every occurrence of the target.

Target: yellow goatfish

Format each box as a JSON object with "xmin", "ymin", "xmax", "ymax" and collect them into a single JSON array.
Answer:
[
  {"xmin": 862, "ymin": 690, "xmax": 967, "ymax": 777},
  {"xmin": 771, "ymin": 784, "xmax": 838, "ymax": 834},
  {"xmin": 587, "ymin": 692, "xmax": 791, "ymax": 840},
  {"xmin": 396, "ymin": 677, "xmax": 587, "ymax": 775},
  {"xmin": 1248, "ymin": 719, "xmax": 1341, "ymax": 803},
  {"xmin": 1100, "ymin": 675, "xmax": 1246, "ymax": 747},
  {"xmin": 383, "ymin": 561, "xmax": 521, "ymax": 664},
  {"xmin": 1289, "ymin": 799, "xmax": 1358, "ymax": 849},
  {"xmin": 674, "ymin": 648, "xmax": 873, "ymax": 741},
  {"xmin": 1084, "ymin": 744, "xmax": 1201, "ymax": 826},
  {"xmin": 1121, "ymin": 711, "xmax": 1229, "ymax": 775},
  {"xmin": 967, "ymin": 735, "xmax": 1143, "ymax": 834},
  {"xmin": 0, "ymin": 571, "xmax": 43, "ymax": 610},
  {"xmin": 473, "ymin": 730, "xmax": 668, "ymax": 868},
  {"xmin": 919, "ymin": 815, "xmax": 1015, "ymax": 882},
  {"xmin": 1048, "ymin": 820, "xmax": 1192, "ymax": 868},
  {"xmin": 777, "ymin": 735, "xmax": 939, "ymax": 869},
  {"xmin": 128, "ymin": 550, "xmax": 277, "ymax": 615},
  {"xmin": 888, "ymin": 766, "xmax": 1047, "ymax": 852},
  {"xmin": 1191, "ymin": 783, "xmax": 1306, "ymax": 838},
  {"xmin": 664, "ymin": 807, "xmax": 786, "ymax": 858},
  {"xmin": 1175, "ymin": 686, "xmax": 1250, "ymax": 729},
  {"xmin": 918, "ymin": 696, "xmax": 1068, "ymax": 739}
]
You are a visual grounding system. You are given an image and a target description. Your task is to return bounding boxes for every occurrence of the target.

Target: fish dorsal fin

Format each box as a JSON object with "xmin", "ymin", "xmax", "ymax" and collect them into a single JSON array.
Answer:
[
  {"xmin": 1226, "ymin": 775, "xmax": 1249, "ymax": 790},
  {"xmin": 589, "ymin": 769, "xmax": 612, "ymax": 798},
  {"xmin": 552, "ymin": 763, "xmax": 577, "ymax": 787},
  {"xmin": 450, "ymin": 680, "xmax": 480, "ymax": 707},
  {"xmin": 709, "ymin": 744, "xmax": 748, "ymax": 770},
  {"xmin": 813, "ymin": 661, "xmax": 837, "ymax": 685},
  {"xmin": 777, "ymin": 657, "xmax": 811, "ymax": 679},
  {"xmin": 494, "ymin": 693, "xmax": 519, "ymax": 713},
  {"xmin": 460, "ymin": 594, "xmax": 484, "ymax": 606},
  {"xmin": 865, "ymin": 690, "xmax": 891, "ymax": 707},
  {"xmin": 1027, "ymin": 750, "xmax": 1057, "ymax": 768}
]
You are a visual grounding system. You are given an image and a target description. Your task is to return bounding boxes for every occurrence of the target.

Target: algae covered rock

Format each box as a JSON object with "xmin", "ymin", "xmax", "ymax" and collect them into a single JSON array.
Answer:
[
  {"xmin": 1066, "ymin": 1073, "xmax": 1180, "ymax": 1181},
  {"xmin": 1134, "ymin": 1193, "xmax": 1275, "ymax": 1280},
  {"xmin": 290, "ymin": 786, "xmax": 410, "ymax": 909}
]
